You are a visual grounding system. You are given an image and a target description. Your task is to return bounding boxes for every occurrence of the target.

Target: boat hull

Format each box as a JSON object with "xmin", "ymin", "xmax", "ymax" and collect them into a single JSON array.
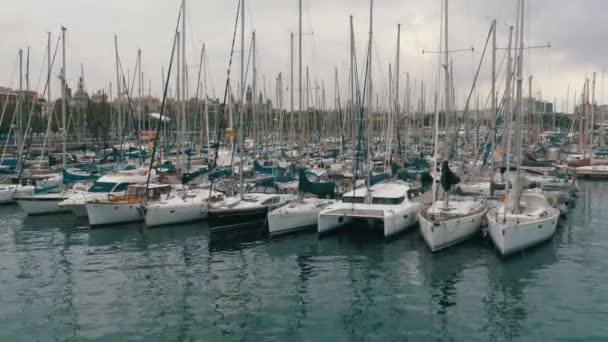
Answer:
[
  {"xmin": 486, "ymin": 209, "xmax": 559, "ymax": 256},
  {"xmin": 16, "ymin": 196, "xmax": 69, "ymax": 215},
  {"xmin": 318, "ymin": 204, "xmax": 421, "ymax": 238},
  {"xmin": 208, "ymin": 206, "xmax": 269, "ymax": 234},
  {"xmin": 268, "ymin": 207, "xmax": 319, "ymax": 236},
  {"xmin": 0, "ymin": 186, "xmax": 34, "ymax": 204},
  {"xmin": 86, "ymin": 202, "xmax": 144, "ymax": 227},
  {"xmin": 418, "ymin": 207, "xmax": 486, "ymax": 252},
  {"xmin": 145, "ymin": 199, "xmax": 207, "ymax": 227}
]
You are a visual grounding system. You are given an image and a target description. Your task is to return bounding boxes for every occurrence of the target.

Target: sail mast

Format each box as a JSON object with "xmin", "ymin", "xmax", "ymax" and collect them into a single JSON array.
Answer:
[
  {"xmin": 298, "ymin": 0, "xmax": 303, "ymax": 157},
  {"xmin": 181, "ymin": 0, "xmax": 187, "ymax": 172},
  {"xmin": 290, "ymin": 33, "xmax": 295, "ymax": 160},
  {"xmin": 61, "ymin": 27, "xmax": 67, "ymax": 170},
  {"xmin": 366, "ymin": 0, "xmax": 373, "ymax": 196},
  {"xmin": 443, "ymin": 0, "xmax": 450, "ymax": 206}
]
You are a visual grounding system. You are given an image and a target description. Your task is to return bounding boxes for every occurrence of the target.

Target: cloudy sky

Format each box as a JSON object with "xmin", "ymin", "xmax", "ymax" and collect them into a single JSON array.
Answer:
[{"xmin": 1, "ymin": 0, "xmax": 605, "ymax": 112}]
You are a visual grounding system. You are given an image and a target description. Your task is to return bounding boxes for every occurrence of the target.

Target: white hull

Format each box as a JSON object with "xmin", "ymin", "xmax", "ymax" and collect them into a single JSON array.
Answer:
[
  {"xmin": 318, "ymin": 203, "xmax": 421, "ymax": 238},
  {"xmin": 0, "ymin": 185, "xmax": 34, "ymax": 204},
  {"xmin": 86, "ymin": 202, "xmax": 143, "ymax": 227},
  {"xmin": 268, "ymin": 199, "xmax": 335, "ymax": 236},
  {"xmin": 486, "ymin": 192, "xmax": 560, "ymax": 256},
  {"xmin": 16, "ymin": 195, "xmax": 69, "ymax": 215},
  {"xmin": 418, "ymin": 205, "xmax": 486, "ymax": 252},
  {"xmin": 0, "ymin": 189, "xmax": 16, "ymax": 204},
  {"xmin": 145, "ymin": 197, "xmax": 207, "ymax": 227},
  {"xmin": 318, "ymin": 182, "xmax": 422, "ymax": 238}
]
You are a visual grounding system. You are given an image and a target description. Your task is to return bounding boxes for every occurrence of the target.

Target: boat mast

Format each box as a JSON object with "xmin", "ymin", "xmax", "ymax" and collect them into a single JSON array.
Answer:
[
  {"xmin": 514, "ymin": 0, "xmax": 525, "ymax": 214},
  {"xmin": 591, "ymin": 71, "xmax": 596, "ymax": 150},
  {"xmin": 490, "ymin": 19, "xmax": 496, "ymax": 191},
  {"xmin": 204, "ymin": 44, "xmax": 210, "ymax": 151},
  {"xmin": 176, "ymin": 31, "xmax": 181, "ymax": 171},
  {"xmin": 394, "ymin": 24, "xmax": 401, "ymax": 164},
  {"xmin": 365, "ymin": 0, "xmax": 373, "ymax": 198},
  {"xmin": 501, "ymin": 25, "xmax": 514, "ymax": 223},
  {"xmin": 298, "ymin": 0, "xmax": 303, "ymax": 157},
  {"xmin": 61, "ymin": 27, "xmax": 67, "ymax": 170},
  {"xmin": 196, "ymin": 44, "xmax": 204, "ymax": 150},
  {"xmin": 181, "ymin": 0, "xmax": 187, "ymax": 172},
  {"xmin": 238, "ymin": 0, "xmax": 246, "ymax": 199},
  {"xmin": 138, "ymin": 50, "xmax": 143, "ymax": 135},
  {"xmin": 431, "ymin": 0, "xmax": 444, "ymax": 214},
  {"xmin": 350, "ymin": 15, "xmax": 355, "ymax": 144},
  {"xmin": 290, "ymin": 33, "xmax": 295, "ymax": 161},
  {"xmin": 443, "ymin": 0, "xmax": 450, "ymax": 207},
  {"xmin": 114, "ymin": 35, "xmax": 121, "ymax": 148},
  {"xmin": 252, "ymin": 31, "xmax": 257, "ymax": 147},
  {"xmin": 18, "ymin": 49, "xmax": 23, "ymax": 153},
  {"xmin": 335, "ymin": 67, "xmax": 343, "ymax": 155}
]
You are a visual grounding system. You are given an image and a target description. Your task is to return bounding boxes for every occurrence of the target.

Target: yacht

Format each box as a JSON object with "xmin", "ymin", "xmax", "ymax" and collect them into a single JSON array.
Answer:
[
  {"xmin": 58, "ymin": 172, "xmax": 151, "ymax": 217},
  {"xmin": 317, "ymin": 181, "xmax": 422, "ymax": 238},
  {"xmin": 86, "ymin": 183, "xmax": 172, "ymax": 227}
]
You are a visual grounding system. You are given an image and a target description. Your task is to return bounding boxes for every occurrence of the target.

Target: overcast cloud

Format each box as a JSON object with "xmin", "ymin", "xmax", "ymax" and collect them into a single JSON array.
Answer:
[{"xmin": 1, "ymin": 0, "xmax": 606, "ymax": 112}]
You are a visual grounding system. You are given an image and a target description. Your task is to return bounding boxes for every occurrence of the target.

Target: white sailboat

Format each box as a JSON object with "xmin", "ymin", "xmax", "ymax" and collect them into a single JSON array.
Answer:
[
  {"xmin": 268, "ymin": 170, "xmax": 337, "ymax": 236},
  {"xmin": 0, "ymin": 184, "xmax": 34, "ymax": 204},
  {"xmin": 144, "ymin": 187, "xmax": 224, "ymax": 227},
  {"xmin": 486, "ymin": 0, "xmax": 560, "ymax": 256},
  {"xmin": 487, "ymin": 191, "xmax": 559, "ymax": 256},
  {"xmin": 418, "ymin": 0, "xmax": 488, "ymax": 252}
]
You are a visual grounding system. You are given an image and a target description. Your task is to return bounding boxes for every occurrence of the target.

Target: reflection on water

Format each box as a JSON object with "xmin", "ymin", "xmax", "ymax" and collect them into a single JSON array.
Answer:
[{"xmin": 0, "ymin": 182, "xmax": 608, "ymax": 340}]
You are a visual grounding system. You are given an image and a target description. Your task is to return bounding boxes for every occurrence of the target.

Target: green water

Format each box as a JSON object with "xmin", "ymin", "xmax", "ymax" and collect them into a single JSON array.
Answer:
[{"xmin": 1, "ymin": 181, "xmax": 607, "ymax": 341}]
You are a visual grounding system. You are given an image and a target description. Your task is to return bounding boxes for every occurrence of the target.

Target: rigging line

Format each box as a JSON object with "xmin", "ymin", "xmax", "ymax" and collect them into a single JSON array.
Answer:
[
  {"xmin": 372, "ymin": 40, "xmax": 391, "ymax": 109},
  {"xmin": 145, "ymin": 3, "xmax": 183, "ymax": 193},
  {"xmin": 351, "ymin": 33, "xmax": 371, "ymax": 198},
  {"xmin": 116, "ymin": 51, "xmax": 143, "ymax": 163},
  {"xmin": 448, "ymin": 23, "xmax": 493, "ymax": 154}
]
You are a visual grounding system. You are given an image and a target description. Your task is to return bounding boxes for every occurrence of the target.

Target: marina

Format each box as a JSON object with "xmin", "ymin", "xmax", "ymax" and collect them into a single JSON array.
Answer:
[{"xmin": 2, "ymin": 0, "xmax": 608, "ymax": 339}]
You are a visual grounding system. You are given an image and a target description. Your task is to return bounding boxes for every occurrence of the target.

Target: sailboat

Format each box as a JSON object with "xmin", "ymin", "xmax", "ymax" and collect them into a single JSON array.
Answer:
[
  {"xmin": 486, "ymin": 0, "xmax": 560, "ymax": 256},
  {"xmin": 268, "ymin": 169, "xmax": 336, "ymax": 236},
  {"xmin": 15, "ymin": 27, "xmax": 71, "ymax": 216},
  {"xmin": 144, "ymin": 186, "xmax": 225, "ymax": 227},
  {"xmin": 418, "ymin": 0, "xmax": 487, "ymax": 252}
]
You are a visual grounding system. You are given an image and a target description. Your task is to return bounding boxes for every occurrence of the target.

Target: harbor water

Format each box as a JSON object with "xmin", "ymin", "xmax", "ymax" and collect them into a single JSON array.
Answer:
[{"xmin": 1, "ymin": 181, "xmax": 607, "ymax": 341}]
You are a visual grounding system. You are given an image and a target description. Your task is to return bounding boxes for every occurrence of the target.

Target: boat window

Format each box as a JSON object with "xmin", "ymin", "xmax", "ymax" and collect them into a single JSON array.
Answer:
[
  {"xmin": 342, "ymin": 196, "xmax": 364, "ymax": 204},
  {"xmin": 111, "ymin": 183, "xmax": 130, "ymax": 193},
  {"xmin": 372, "ymin": 197, "xmax": 404, "ymax": 205},
  {"xmin": 88, "ymin": 182, "xmax": 117, "ymax": 193}
]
